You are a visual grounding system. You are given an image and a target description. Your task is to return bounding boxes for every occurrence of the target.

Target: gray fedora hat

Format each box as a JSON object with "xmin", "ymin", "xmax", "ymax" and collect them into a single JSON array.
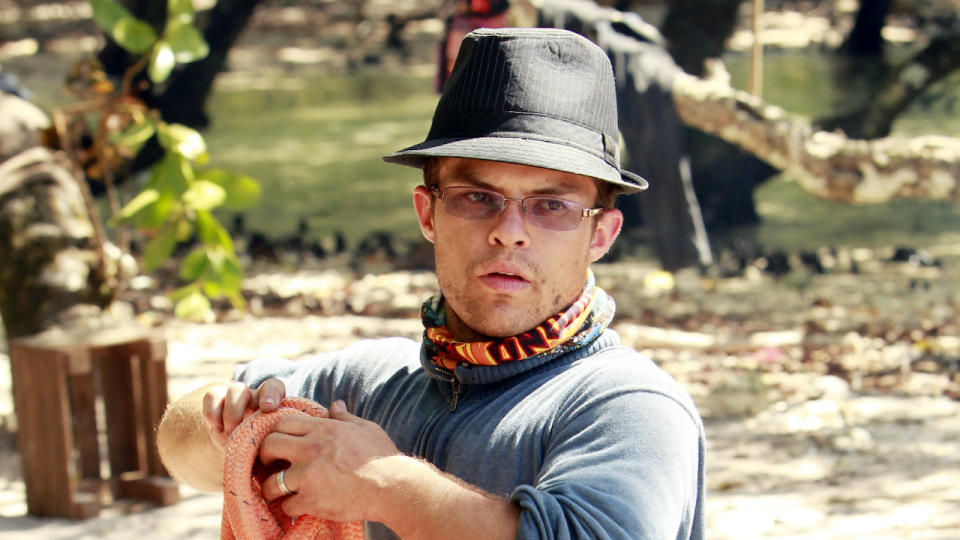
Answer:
[{"xmin": 383, "ymin": 27, "xmax": 648, "ymax": 192}]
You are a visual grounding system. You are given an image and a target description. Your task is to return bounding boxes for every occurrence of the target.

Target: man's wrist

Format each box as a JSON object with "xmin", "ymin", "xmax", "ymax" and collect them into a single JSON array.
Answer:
[{"xmin": 361, "ymin": 454, "xmax": 519, "ymax": 540}]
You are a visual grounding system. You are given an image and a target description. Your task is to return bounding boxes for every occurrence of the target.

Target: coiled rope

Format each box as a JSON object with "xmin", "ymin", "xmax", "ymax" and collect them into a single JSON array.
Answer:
[{"xmin": 221, "ymin": 397, "xmax": 366, "ymax": 540}]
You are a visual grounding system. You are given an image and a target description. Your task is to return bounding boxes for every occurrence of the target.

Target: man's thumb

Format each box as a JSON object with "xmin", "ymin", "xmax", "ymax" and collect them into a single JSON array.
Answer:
[{"xmin": 328, "ymin": 399, "xmax": 359, "ymax": 422}]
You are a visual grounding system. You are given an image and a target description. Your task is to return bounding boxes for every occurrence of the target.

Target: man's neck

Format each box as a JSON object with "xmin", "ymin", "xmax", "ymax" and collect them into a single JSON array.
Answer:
[{"xmin": 444, "ymin": 308, "xmax": 499, "ymax": 343}]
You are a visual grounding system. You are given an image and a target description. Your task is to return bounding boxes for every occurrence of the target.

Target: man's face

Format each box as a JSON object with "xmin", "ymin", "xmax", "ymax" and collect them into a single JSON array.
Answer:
[{"xmin": 413, "ymin": 157, "xmax": 623, "ymax": 340}]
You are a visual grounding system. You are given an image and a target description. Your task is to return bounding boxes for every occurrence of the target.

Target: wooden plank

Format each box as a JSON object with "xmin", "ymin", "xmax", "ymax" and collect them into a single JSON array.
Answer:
[
  {"xmin": 68, "ymin": 370, "xmax": 102, "ymax": 481},
  {"xmin": 96, "ymin": 343, "xmax": 144, "ymax": 482},
  {"xmin": 10, "ymin": 329, "xmax": 178, "ymax": 515},
  {"xmin": 9, "ymin": 343, "xmax": 97, "ymax": 518},
  {"xmin": 119, "ymin": 472, "xmax": 180, "ymax": 506},
  {"xmin": 139, "ymin": 338, "xmax": 171, "ymax": 477}
]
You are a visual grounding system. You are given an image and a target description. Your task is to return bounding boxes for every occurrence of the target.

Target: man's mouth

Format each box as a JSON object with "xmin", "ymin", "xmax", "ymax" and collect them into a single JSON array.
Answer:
[
  {"xmin": 487, "ymin": 271, "xmax": 525, "ymax": 281},
  {"xmin": 478, "ymin": 271, "xmax": 530, "ymax": 291}
]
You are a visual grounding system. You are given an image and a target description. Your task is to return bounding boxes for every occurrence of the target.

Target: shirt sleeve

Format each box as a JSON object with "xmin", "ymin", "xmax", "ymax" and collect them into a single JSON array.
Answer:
[
  {"xmin": 233, "ymin": 337, "xmax": 422, "ymax": 411},
  {"xmin": 510, "ymin": 387, "xmax": 705, "ymax": 540}
]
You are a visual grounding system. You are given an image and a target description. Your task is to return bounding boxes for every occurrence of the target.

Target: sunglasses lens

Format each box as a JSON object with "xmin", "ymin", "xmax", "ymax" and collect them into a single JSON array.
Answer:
[
  {"xmin": 439, "ymin": 187, "xmax": 585, "ymax": 231},
  {"xmin": 442, "ymin": 188, "xmax": 502, "ymax": 220},
  {"xmin": 524, "ymin": 197, "xmax": 580, "ymax": 230}
]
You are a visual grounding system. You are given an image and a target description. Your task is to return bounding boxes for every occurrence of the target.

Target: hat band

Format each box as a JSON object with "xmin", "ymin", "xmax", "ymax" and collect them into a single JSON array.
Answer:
[{"xmin": 428, "ymin": 111, "xmax": 621, "ymax": 170}]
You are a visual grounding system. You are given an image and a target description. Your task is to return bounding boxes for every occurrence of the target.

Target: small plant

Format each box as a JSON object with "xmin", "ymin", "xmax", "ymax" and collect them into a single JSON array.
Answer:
[{"xmin": 56, "ymin": 0, "xmax": 260, "ymax": 321}]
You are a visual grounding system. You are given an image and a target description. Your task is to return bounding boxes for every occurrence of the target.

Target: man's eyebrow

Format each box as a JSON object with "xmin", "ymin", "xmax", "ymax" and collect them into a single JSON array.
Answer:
[
  {"xmin": 529, "ymin": 183, "xmax": 578, "ymax": 196},
  {"xmin": 449, "ymin": 171, "xmax": 494, "ymax": 189},
  {"xmin": 450, "ymin": 169, "xmax": 582, "ymax": 197}
]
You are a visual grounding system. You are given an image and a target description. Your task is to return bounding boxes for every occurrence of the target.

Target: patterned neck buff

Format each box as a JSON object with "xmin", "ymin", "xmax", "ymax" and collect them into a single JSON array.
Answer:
[{"xmin": 421, "ymin": 271, "xmax": 615, "ymax": 373}]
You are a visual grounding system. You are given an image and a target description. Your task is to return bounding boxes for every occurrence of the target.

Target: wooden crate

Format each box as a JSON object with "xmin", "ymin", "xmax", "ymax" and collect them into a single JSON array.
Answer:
[{"xmin": 9, "ymin": 326, "xmax": 179, "ymax": 518}]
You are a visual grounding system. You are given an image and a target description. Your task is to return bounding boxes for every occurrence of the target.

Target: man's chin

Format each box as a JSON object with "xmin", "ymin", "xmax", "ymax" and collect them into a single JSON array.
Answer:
[
  {"xmin": 445, "ymin": 295, "xmax": 545, "ymax": 339},
  {"xmin": 461, "ymin": 313, "xmax": 542, "ymax": 339}
]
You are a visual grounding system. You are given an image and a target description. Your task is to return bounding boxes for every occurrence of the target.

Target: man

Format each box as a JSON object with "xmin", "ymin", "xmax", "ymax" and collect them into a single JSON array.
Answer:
[{"xmin": 158, "ymin": 28, "xmax": 705, "ymax": 539}]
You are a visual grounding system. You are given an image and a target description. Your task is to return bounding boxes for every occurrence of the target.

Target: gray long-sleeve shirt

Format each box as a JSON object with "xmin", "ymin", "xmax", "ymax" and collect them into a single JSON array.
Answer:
[{"xmin": 236, "ymin": 330, "xmax": 705, "ymax": 539}]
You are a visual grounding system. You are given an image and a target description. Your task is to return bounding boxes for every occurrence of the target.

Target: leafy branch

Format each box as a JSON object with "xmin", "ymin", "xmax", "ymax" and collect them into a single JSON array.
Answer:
[{"xmin": 56, "ymin": 0, "xmax": 261, "ymax": 321}]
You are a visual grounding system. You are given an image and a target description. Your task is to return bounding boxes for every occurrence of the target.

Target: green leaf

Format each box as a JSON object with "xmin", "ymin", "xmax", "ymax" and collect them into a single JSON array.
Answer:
[
  {"xmin": 90, "ymin": 0, "xmax": 132, "ymax": 35},
  {"xmin": 183, "ymin": 180, "xmax": 226, "ymax": 211},
  {"xmin": 115, "ymin": 188, "xmax": 159, "ymax": 221},
  {"xmin": 201, "ymin": 280, "xmax": 223, "ymax": 298},
  {"xmin": 174, "ymin": 291, "xmax": 212, "ymax": 321},
  {"xmin": 205, "ymin": 247, "xmax": 226, "ymax": 273},
  {"xmin": 142, "ymin": 226, "xmax": 178, "ymax": 272},
  {"xmin": 113, "ymin": 17, "xmax": 158, "ymax": 54},
  {"xmin": 149, "ymin": 153, "xmax": 191, "ymax": 194},
  {"xmin": 167, "ymin": 0, "xmax": 196, "ymax": 26},
  {"xmin": 174, "ymin": 217, "xmax": 194, "ymax": 242},
  {"xmin": 132, "ymin": 191, "xmax": 176, "ymax": 229},
  {"xmin": 220, "ymin": 253, "xmax": 244, "ymax": 290},
  {"xmin": 165, "ymin": 22, "xmax": 208, "ymax": 63},
  {"xmin": 195, "ymin": 210, "xmax": 234, "ymax": 253},
  {"xmin": 180, "ymin": 248, "xmax": 209, "ymax": 281},
  {"xmin": 169, "ymin": 283, "xmax": 200, "ymax": 303},
  {"xmin": 196, "ymin": 169, "xmax": 261, "ymax": 210},
  {"xmin": 148, "ymin": 41, "xmax": 176, "ymax": 83},
  {"xmin": 157, "ymin": 123, "xmax": 206, "ymax": 160},
  {"xmin": 110, "ymin": 118, "xmax": 155, "ymax": 154},
  {"xmin": 225, "ymin": 291, "xmax": 247, "ymax": 311}
]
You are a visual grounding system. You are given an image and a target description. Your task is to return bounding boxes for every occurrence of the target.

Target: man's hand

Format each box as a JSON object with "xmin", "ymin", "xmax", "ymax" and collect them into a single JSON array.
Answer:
[
  {"xmin": 202, "ymin": 378, "xmax": 286, "ymax": 450},
  {"xmin": 257, "ymin": 399, "xmax": 402, "ymax": 523}
]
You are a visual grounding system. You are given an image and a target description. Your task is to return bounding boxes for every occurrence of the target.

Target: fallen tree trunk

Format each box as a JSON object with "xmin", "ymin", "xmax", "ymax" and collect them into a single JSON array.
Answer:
[{"xmin": 672, "ymin": 72, "xmax": 960, "ymax": 204}]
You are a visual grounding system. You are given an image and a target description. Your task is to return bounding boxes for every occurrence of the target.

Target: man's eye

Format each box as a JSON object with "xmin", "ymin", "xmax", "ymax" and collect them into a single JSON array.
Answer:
[
  {"xmin": 465, "ymin": 191, "xmax": 495, "ymax": 204},
  {"xmin": 532, "ymin": 198, "xmax": 571, "ymax": 213}
]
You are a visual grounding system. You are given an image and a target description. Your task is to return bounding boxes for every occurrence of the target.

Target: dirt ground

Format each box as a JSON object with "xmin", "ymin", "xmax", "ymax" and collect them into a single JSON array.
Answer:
[{"xmin": 2, "ymin": 256, "xmax": 959, "ymax": 539}]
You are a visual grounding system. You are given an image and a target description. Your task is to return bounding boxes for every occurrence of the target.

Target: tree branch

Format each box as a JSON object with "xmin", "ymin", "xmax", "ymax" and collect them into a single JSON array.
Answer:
[
  {"xmin": 672, "ymin": 72, "xmax": 960, "ymax": 203},
  {"xmin": 818, "ymin": 28, "xmax": 960, "ymax": 138}
]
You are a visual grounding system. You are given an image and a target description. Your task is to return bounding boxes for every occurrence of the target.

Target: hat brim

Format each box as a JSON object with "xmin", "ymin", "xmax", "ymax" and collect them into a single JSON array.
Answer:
[{"xmin": 383, "ymin": 136, "xmax": 648, "ymax": 192}]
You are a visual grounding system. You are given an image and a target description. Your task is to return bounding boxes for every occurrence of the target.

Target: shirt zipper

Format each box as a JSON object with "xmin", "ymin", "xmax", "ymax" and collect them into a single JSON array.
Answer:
[{"xmin": 449, "ymin": 377, "xmax": 462, "ymax": 412}]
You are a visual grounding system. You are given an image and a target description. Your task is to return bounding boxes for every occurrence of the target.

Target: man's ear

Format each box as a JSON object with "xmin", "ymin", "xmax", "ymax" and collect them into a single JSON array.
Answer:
[
  {"xmin": 588, "ymin": 208, "xmax": 623, "ymax": 263},
  {"xmin": 413, "ymin": 185, "xmax": 436, "ymax": 243}
]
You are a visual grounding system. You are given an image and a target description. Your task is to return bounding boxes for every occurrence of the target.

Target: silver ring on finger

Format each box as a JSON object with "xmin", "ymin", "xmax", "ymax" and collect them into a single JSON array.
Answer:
[{"xmin": 277, "ymin": 469, "xmax": 294, "ymax": 496}]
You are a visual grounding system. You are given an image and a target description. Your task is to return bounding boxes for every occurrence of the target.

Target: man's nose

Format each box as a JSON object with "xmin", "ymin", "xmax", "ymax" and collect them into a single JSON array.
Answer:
[{"xmin": 488, "ymin": 199, "xmax": 530, "ymax": 248}]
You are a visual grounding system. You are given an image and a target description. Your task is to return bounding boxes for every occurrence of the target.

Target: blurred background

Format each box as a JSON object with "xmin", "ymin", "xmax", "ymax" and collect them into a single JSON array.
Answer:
[{"xmin": 1, "ymin": 0, "xmax": 959, "ymax": 538}]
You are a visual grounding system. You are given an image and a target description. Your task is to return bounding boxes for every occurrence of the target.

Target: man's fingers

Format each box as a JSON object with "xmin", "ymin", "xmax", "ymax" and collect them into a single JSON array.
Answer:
[
  {"xmin": 262, "ymin": 468, "xmax": 298, "ymax": 503},
  {"xmin": 259, "ymin": 431, "xmax": 305, "ymax": 466},
  {"xmin": 222, "ymin": 383, "xmax": 254, "ymax": 435},
  {"xmin": 201, "ymin": 387, "xmax": 226, "ymax": 433},
  {"xmin": 280, "ymin": 492, "xmax": 311, "ymax": 518},
  {"xmin": 273, "ymin": 414, "xmax": 324, "ymax": 436},
  {"xmin": 255, "ymin": 378, "xmax": 287, "ymax": 412},
  {"xmin": 327, "ymin": 400, "xmax": 363, "ymax": 424}
]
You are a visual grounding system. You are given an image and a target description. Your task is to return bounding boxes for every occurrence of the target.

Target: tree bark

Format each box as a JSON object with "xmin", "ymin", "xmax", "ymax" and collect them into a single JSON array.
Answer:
[
  {"xmin": 0, "ymin": 95, "xmax": 117, "ymax": 339},
  {"xmin": 660, "ymin": 0, "xmax": 742, "ymax": 77},
  {"xmin": 819, "ymin": 28, "xmax": 960, "ymax": 139},
  {"xmin": 673, "ymin": 72, "xmax": 960, "ymax": 203},
  {"xmin": 540, "ymin": 0, "xmax": 714, "ymax": 269},
  {"xmin": 155, "ymin": 0, "xmax": 263, "ymax": 128},
  {"xmin": 608, "ymin": 34, "xmax": 714, "ymax": 269},
  {"xmin": 652, "ymin": 0, "xmax": 780, "ymax": 233},
  {"xmin": 840, "ymin": 0, "xmax": 891, "ymax": 56}
]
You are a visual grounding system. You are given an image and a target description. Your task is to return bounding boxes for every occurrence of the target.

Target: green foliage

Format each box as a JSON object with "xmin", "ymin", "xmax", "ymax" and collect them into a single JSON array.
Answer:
[
  {"xmin": 166, "ymin": 23, "xmax": 209, "ymax": 63},
  {"xmin": 87, "ymin": 0, "xmax": 260, "ymax": 321},
  {"xmin": 197, "ymin": 169, "xmax": 262, "ymax": 211},
  {"xmin": 90, "ymin": 0, "xmax": 209, "ymax": 83},
  {"xmin": 149, "ymin": 42, "xmax": 176, "ymax": 83}
]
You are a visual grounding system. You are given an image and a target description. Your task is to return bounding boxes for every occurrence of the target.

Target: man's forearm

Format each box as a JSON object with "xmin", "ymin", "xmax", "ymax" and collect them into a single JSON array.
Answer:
[
  {"xmin": 156, "ymin": 382, "xmax": 227, "ymax": 492},
  {"xmin": 367, "ymin": 455, "xmax": 520, "ymax": 540}
]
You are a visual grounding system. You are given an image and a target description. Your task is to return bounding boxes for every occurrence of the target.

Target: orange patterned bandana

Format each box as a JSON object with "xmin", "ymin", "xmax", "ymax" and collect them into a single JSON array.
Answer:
[{"xmin": 421, "ymin": 271, "xmax": 614, "ymax": 372}]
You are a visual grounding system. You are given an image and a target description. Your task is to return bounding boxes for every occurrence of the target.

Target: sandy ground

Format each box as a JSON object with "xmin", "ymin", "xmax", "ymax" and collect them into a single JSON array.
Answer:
[{"xmin": 2, "ymin": 306, "xmax": 959, "ymax": 539}]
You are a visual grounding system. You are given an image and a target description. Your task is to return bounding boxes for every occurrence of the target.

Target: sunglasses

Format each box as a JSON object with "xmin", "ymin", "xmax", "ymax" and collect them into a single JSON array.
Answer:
[{"xmin": 431, "ymin": 186, "xmax": 602, "ymax": 231}]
